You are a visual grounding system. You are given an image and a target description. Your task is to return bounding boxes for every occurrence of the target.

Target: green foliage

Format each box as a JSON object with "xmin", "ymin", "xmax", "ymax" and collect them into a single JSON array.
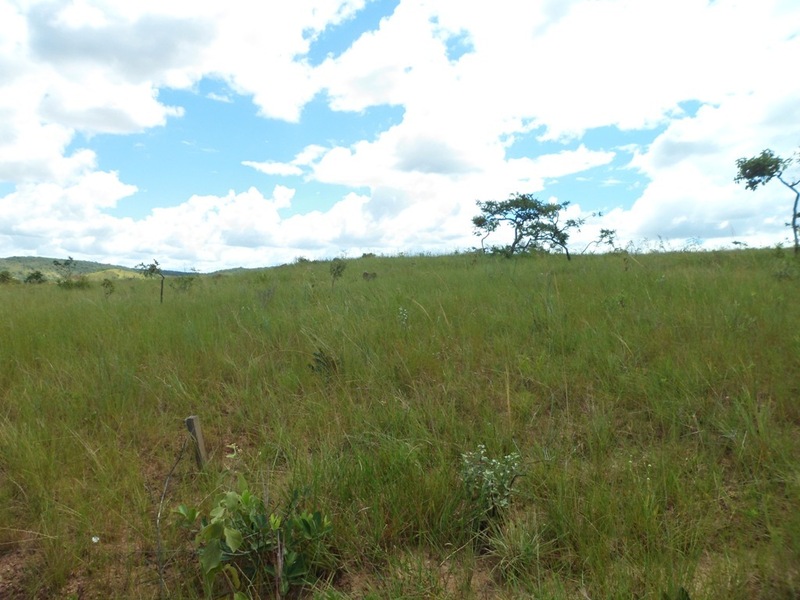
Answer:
[
  {"xmin": 53, "ymin": 256, "xmax": 75, "ymax": 283},
  {"xmin": 169, "ymin": 273, "xmax": 196, "ymax": 293},
  {"xmin": 460, "ymin": 444, "xmax": 521, "ymax": 531},
  {"xmin": 734, "ymin": 149, "xmax": 788, "ymax": 191},
  {"xmin": 472, "ymin": 193, "xmax": 583, "ymax": 259},
  {"xmin": 309, "ymin": 347, "xmax": 340, "ymax": 380},
  {"xmin": 597, "ymin": 228, "xmax": 619, "ymax": 251},
  {"xmin": 662, "ymin": 586, "xmax": 692, "ymax": 600},
  {"xmin": 736, "ymin": 147, "xmax": 800, "ymax": 253},
  {"xmin": 58, "ymin": 277, "xmax": 92, "ymax": 290},
  {"xmin": 0, "ymin": 270, "xmax": 13, "ymax": 284},
  {"xmin": 329, "ymin": 258, "xmax": 346, "ymax": 288},
  {"xmin": 176, "ymin": 481, "xmax": 335, "ymax": 599},
  {"xmin": 101, "ymin": 278, "xmax": 115, "ymax": 297},
  {"xmin": 53, "ymin": 256, "xmax": 92, "ymax": 289},
  {"xmin": 24, "ymin": 270, "xmax": 46, "ymax": 284},
  {"xmin": 582, "ymin": 227, "xmax": 621, "ymax": 254},
  {"xmin": 136, "ymin": 259, "xmax": 165, "ymax": 303},
  {"xmin": 397, "ymin": 306, "xmax": 409, "ymax": 329}
]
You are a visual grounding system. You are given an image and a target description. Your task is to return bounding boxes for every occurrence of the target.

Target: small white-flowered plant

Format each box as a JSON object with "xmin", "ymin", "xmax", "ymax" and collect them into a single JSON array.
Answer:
[
  {"xmin": 460, "ymin": 444, "xmax": 521, "ymax": 524},
  {"xmin": 398, "ymin": 307, "xmax": 409, "ymax": 328}
]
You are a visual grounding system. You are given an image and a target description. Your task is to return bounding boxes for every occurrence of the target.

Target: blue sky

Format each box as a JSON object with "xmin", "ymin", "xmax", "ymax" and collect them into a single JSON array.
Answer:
[{"xmin": 1, "ymin": 0, "xmax": 799, "ymax": 271}]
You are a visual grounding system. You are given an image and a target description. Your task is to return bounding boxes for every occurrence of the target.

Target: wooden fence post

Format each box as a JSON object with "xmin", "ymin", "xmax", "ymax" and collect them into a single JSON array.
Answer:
[{"xmin": 184, "ymin": 415, "xmax": 208, "ymax": 469}]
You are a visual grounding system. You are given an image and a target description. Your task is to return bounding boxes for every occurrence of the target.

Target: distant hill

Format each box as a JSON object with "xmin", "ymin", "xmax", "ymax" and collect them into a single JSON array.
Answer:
[{"xmin": 0, "ymin": 256, "xmax": 197, "ymax": 282}]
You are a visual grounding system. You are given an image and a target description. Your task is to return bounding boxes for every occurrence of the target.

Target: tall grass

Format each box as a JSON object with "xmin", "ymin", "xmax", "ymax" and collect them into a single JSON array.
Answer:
[{"xmin": 0, "ymin": 249, "xmax": 798, "ymax": 598}]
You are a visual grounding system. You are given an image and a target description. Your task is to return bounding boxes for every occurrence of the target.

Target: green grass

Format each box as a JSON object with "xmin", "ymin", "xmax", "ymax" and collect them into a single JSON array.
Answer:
[{"xmin": 0, "ymin": 249, "xmax": 798, "ymax": 598}]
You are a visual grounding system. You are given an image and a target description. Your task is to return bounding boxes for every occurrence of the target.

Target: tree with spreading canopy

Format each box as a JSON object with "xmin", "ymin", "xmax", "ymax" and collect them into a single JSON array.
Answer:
[
  {"xmin": 137, "ymin": 259, "xmax": 165, "ymax": 303},
  {"xmin": 735, "ymin": 148, "xmax": 800, "ymax": 254},
  {"xmin": 472, "ymin": 193, "xmax": 583, "ymax": 260}
]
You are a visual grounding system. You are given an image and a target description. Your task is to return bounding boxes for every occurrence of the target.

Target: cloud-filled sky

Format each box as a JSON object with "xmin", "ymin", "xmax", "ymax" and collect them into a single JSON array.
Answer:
[{"xmin": 1, "ymin": 0, "xmax": 799, "ymax": 271}]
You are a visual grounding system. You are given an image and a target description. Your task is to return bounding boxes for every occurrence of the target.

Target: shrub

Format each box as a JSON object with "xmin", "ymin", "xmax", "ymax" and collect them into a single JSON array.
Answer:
[
  {"xmin": 169, "ymin": 274, "xmax": 195, "ymax": 293},
  {"xmin": 329, "ymin": 259, "xmax": 346, "ymax": 288},
  {"xmin": 460, "ymin": 444, "xmax": 521, "ymax": 532},
  {"xmin": 101, "ymin": 278, "xmax": 115, "ymax": 297},
  {"xmin": 58, "ymin": 275, "xmax": 91, "ymax": 289},
  {"xmin": 24, "ymin": 270, "xmax": 46, "ymax": 284},
  {"xmin": 176, "ymin": 481, "xmax": 336, "ymax": 599}
]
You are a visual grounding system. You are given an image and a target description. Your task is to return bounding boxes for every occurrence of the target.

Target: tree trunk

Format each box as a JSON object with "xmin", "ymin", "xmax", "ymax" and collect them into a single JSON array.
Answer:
[
  {"xmin": 777, "ymin": 175, "xmax": 800, "ymax": 255},
  {"xmin": 793, "ymin": 190, "xmax": 799, "ymax": 255}
]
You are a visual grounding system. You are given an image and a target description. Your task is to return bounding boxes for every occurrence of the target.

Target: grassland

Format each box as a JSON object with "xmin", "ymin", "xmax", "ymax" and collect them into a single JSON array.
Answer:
[
  {"xmin": 0, "ymin": 249, "xmax": 798, "ymax": 599},
  {"xmin": 0, "ymin": 257, "xmax": 140, "ymax": 282}
]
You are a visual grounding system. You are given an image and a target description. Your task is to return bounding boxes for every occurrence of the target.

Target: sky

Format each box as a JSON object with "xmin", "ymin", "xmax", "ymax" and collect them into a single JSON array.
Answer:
[{"xmin": 1, "ymin": 0, "xmax": 799, "ymax": 272}]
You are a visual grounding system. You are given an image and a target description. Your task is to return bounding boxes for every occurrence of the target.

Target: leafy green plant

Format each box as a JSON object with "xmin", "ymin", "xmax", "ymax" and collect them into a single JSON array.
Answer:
[
  {"xmin": 0, "ymin": 270, "xmax": 13, "ymax": 284},
  {"xmin": 53, "ymin": 256, "xmax": 75, "ymax": 281},
  {"xmin": 309, "ymin": 347, "xmax": 340, "ymax": 380},
  {"xmin": 397, "ymin": 306, "xmax": 409, "ymax": 329},
  {"xmin": 24, "ymin": 270, "xmax": 46, "ymax": 284},
  {"xmin": 460, "ymin": 445, "xmax": 521, "ymax": 532},
  {"xmin": 170, "ymin": 269, "xmax": 199, "ymax": 293},
  {"xmin": 176, "ymin": 480, "xmax": 335, "ymax": 599},
  {"xmin": 136, "ymin": 259, "xmax": 165, "ymax": 303},
  {"xmin": 52, "ymin": 257, "xmax": 90, "ymax": 288},
  {"xmin": 169, "ymin": 274, "xmax": 196, "ymax": 293},
  {"xmin": 49, "ymin": 256, "xmax": 91, "ymax": 289},
  {"xmin": 329, "ymin": 258, "xmax": 346, "ymax": 288},
  {"xmin": 101, "ymin": 278, "xmax": 115, "ymax": 297},
  {"xmin": 661, "ymin": 586, "xmax": 691, "ymax": 600}
]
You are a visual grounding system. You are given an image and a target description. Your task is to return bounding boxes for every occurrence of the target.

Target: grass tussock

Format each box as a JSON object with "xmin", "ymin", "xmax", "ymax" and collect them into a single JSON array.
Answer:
[{"xmin": 0, "ymin": 249, "xmax": 799, "ymax": 598}]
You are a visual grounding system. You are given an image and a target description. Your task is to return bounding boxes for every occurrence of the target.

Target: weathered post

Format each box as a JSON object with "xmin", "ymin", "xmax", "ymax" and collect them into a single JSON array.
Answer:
[{"xmin": 184, "ymin": 415, "xmax": 208, "ymax": 469}]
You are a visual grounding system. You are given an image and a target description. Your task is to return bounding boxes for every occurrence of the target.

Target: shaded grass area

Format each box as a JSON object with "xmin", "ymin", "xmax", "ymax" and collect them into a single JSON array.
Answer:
[{"xmin": 0, "ymin": 249, "xmax": 799, "ymax": 598}]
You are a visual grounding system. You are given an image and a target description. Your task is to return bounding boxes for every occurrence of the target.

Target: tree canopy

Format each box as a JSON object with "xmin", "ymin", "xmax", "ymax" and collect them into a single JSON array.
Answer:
[
  {"xmin": 735, "ymin": 148, "xmax": 800, "ymax": 253},
  {"xmin": 137, "ymin": 259, "xmax": 165, "ymax": 303},
  {"xmin": 472, "ymin": 193, "xmax": 583, "ymax": 259}
]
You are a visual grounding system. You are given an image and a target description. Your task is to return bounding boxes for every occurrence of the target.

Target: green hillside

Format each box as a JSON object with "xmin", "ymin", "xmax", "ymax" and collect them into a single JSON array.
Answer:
[
  {"xmin": 0, "ymin": 256, "xmax": 204, "ymax": 283},
  {"xmin": 0, "ymin": 256, "xmax": 138, "ymax": 282},
  {"xmin": 0, "ymin": 249, "xmax": 797, "ymax": 599}
]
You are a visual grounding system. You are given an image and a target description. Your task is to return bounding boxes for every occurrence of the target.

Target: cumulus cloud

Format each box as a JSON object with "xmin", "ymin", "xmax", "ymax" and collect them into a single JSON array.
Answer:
[
  {"xmin": 27, "ymin": 5, "xmax": 212, "ymax": 84},
  {"xmin": 1, "ymin": 0, "xmax": 799, "ymax": 269},
  {"xmin": 242, "ymin": 161, "xmax": 304, "ymax": 177}
]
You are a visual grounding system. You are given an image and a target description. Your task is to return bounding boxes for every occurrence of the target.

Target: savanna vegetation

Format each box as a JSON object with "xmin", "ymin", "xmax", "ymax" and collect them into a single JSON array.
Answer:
[{"xmin": 0, "ymin": 248, "xmax": 799, "ymax": 599}]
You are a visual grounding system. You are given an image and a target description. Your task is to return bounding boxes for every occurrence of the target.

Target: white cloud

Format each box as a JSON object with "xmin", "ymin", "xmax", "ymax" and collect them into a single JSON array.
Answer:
[
  {"xmin": 243, "ymin": 161, "xmax": 304, "ymax": 177},
  {"xmin": 0, "ymin": 0, "xmax": 799, "ymax": 269},
  {"xmin": 206, "ymin": 92, "xmax": 232, "ymax": 103}
]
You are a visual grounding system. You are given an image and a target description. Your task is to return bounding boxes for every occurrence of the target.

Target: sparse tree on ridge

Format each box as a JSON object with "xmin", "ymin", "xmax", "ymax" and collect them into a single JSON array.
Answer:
[
  {"xmin": 472, "ymin": 193, "xmax": 584, "ymax": 260},
  {"xmin": 24, "ymin": 270, "xmax": 46, "ymax": 284},
  {"xmin": 735, "ymin": 148, "xmax": 800, "ymax": 254},
  {"xmin": 137, "ymin": 259, "xmax": 165, "ymax": 303}
]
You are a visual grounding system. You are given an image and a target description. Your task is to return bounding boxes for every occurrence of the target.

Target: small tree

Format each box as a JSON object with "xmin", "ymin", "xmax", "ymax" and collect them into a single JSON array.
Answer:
[
  {"xmin": 0, "ymin": 270, "xmax": 13, "ymax": 284},
  {"xmin": 53, "ymin": 256, "xmax": 75, "ymax": 282},
  {"xmin": 101, "ymin": 278, "xmax": 115, "ymax": 297},
  {"xmin": 329, "ymin": 258, "xmax": 346, "ymax": 288},
  {"xmin": 735, "ymin": 148, "xmax": 800, "ymax": 254},
  {"xmin": 53, "ymin": 256, "xmax": 90, "ymax": 289},
  {"xmin": 24, "ymin": 270, "xmax": 46, "ymax": 284},
  {"xmin": 472, "ymin": 193, "xmax": 583, "ymax": 259},
  {"xmin": 137, "ymin": 259, "xmax": 165, "ymax": 303},
  {"xmin": 582, "ymin": 228, "xmax": 620, "ymax": 254}
]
